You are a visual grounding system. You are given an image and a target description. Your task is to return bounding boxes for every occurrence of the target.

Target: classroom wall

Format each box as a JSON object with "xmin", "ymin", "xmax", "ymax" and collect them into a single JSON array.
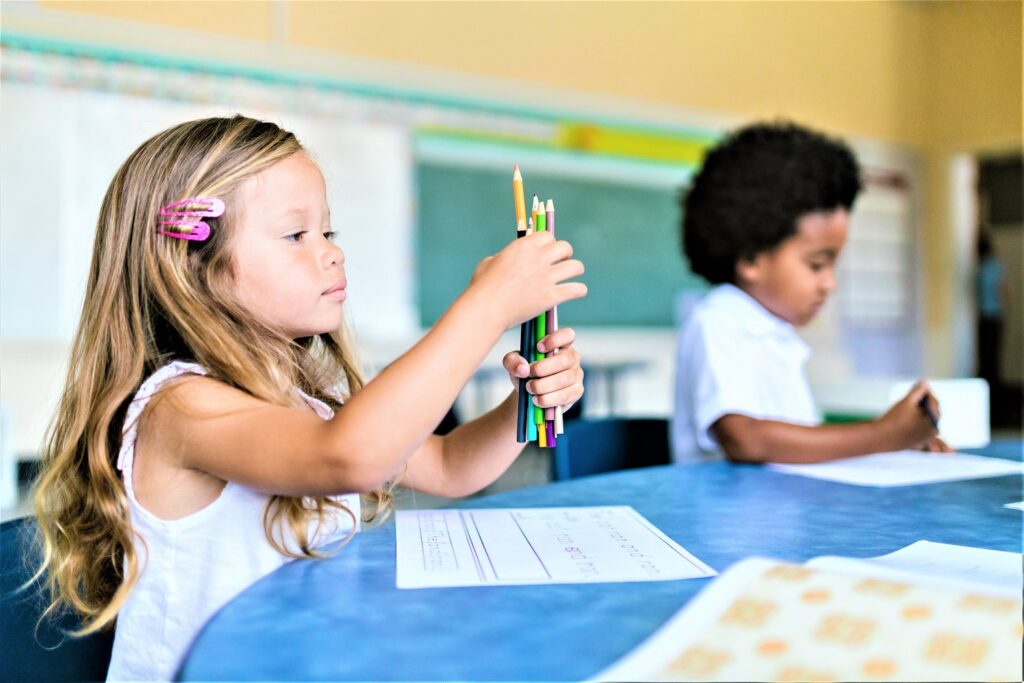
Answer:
[
  {"xmin": 43, "ymin": 0, "xmax": 930, "ymax": 145},
  {"xmin": 38, "ymin": 1, "xmax": 1018, "ymax": 148},
  {"xmin": 35, "ymin": 0, "xmax": 1023, "ymax": 378},
  {"xmin": 916, "ymin": 1, "xmax": 1023, "ymax": 377}
]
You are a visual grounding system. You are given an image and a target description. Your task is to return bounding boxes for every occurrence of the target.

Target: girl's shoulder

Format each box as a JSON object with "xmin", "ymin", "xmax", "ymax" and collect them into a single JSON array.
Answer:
[
  {"xmin": 136, "ymin": 361, "xmax": 335, "ymax": 412},
  {"xmin": 136, "ymin": 360, "xmax": 209, "ymax": 394},
  {"xmin": 124, "ymin": 362, "xmax": 208, "ymax": 431}
]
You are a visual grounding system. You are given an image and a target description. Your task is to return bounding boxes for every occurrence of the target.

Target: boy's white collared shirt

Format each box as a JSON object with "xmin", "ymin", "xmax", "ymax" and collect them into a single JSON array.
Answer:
[{"xmin": 672, "ymin": 284, "xmax": 820, "ymax": 463}]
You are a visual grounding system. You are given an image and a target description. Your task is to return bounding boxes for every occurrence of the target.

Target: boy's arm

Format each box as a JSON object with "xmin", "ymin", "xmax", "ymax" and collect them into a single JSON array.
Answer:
[
  {"xmin": 714, "ymin": 416, "xmax": 903, "ymax": 464},
  {"xmin": 713, "ymin": 381, "xmax": 947, "ymax": 463}
]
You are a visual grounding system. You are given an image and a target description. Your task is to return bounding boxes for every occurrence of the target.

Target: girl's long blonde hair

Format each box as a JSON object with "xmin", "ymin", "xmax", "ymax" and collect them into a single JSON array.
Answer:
[{"xmin": 32, "ymin": 115, "xmax": 392, "ymax": 635}]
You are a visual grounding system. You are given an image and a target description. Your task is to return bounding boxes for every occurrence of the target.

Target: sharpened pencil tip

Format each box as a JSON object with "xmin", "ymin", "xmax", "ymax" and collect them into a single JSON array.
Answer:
[{"xmin": 546, "ymin": 198, "xmax": 554, "ymax": 210}]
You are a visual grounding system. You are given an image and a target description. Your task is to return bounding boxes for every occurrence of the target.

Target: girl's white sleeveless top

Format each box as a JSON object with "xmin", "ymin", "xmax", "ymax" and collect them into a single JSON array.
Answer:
[{"xmin": 106, "ymin": 361, "xmax": 360, "ymax": 682}]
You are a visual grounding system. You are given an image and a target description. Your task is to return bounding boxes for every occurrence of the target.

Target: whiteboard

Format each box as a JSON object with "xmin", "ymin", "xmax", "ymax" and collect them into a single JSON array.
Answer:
[{"xmin": 0, "ymin": 81, "xmax": 416, "ymax": 343}]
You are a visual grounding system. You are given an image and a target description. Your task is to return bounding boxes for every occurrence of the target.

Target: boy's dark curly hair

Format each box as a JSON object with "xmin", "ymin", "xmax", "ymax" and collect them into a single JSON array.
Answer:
[{"xmin": 682, "ymin": 122, "xmax": 861, "ymax": 284}]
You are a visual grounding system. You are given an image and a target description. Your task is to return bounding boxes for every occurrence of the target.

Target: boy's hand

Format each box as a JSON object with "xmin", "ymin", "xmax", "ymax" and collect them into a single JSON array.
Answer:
[
  {"xmin": 920, "ymin": 435, "xmax": 955, "ymax": 453},
  {"xmin": 502, "ymin": 327, "xmax": 584, "ymax": 413},
  {"xmin": 878, "ymin": 380, "xmax": 944, "ymax": 451}
]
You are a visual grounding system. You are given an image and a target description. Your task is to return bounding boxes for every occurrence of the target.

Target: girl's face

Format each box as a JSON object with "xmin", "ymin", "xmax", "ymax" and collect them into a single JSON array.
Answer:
[{"xmin": 229, "ymin": 153, "xmax": 347, "ymax": 339}]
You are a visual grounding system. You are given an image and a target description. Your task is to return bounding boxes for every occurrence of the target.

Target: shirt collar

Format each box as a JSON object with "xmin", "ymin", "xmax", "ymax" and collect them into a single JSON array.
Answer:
[{"xmin": 713, "ymin": 284, "xmax": 811, "ymax": 357}]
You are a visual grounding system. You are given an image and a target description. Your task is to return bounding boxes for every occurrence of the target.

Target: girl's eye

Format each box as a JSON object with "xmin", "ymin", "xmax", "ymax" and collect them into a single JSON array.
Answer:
[
  {"xmin": 809, "ymin": 262, "xmax": 826, "ymax": 273},
  {"xmin": 324, "ymin": 231, "xmax": 338, "ymax": 242},
  {"xmin": 285, "ymin": 230, "xmax": 307, "ymax": 243}
]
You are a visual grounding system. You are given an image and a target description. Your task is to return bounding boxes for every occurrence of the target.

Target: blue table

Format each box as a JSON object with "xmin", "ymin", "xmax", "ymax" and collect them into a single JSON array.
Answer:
[{"xmin": 179, "ymin": 441, "xmax": 1022, "ymax": 681}]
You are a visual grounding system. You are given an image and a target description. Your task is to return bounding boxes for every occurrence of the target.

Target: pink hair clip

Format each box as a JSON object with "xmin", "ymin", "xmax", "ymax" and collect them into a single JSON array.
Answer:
[{"xmin": 156, "ymin": 197, "xmax": 225, "ymax": 242}]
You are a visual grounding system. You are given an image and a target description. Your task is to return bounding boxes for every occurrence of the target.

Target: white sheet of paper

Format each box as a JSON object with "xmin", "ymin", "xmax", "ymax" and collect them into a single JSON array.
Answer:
[
  {"xmin": 807, "ymin": 540, "xmax": 1023, "ymax": 598},
  {"xmin": 768, "ymin": 450, "xmax": 1022, "ymax": 487},
  {"xmin": 888, "ymin": 378, "xmax": 990, "ymax": 448},
  {"xmin": 1005, "ymin": 501, "xmax": 1024, "ymax": 511},
  {"xmin": 395, "ymin": 506, "xmax": 716, "ymax": 589}
]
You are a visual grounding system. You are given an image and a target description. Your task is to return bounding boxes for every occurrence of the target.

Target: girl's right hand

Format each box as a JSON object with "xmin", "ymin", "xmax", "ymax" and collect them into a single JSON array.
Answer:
[
  {"xmin": 878, "ymin": 380, "xmax": 946, "ymax": 451},
  {"xmin": 469, "ymin": 231, "xmax": 587, "ymax": 329}
]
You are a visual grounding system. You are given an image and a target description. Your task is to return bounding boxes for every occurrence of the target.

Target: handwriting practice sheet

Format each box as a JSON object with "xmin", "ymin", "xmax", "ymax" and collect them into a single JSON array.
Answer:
[{"xmin": 395, "ymin": 506, "xmax": 716, "ymax": 589}]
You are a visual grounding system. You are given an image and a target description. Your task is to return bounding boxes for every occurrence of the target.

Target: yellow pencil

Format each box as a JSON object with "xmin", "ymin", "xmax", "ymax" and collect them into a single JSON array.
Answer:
[{"xmin": 513, "ymin": 165, "xmax": 527, "ymax": 235}]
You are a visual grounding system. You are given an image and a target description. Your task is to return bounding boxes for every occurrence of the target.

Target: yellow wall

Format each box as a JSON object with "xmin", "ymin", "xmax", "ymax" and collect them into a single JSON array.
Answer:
[
  {"xmin": 44, "ymin": 0, "xmax": 933, "ymax": 145},
  {"xmin": 41, "ymin": 0, "xmax": 277, "ymax": 42},
  {"xmin": 26, "ymin": 0, "xmax": 1024, "ymax": 374},
  {"xmin": 916, "ymin": 1, "xmax": 1022, "ymax": 375},
  {"xmin": 289, "ymin": 1, "xmax": 933, "ymax": 146},
  {"xmin": 923, "ymin": 0, "xmax": 1022, "ymax": 150},
  {"xmin": 40, "ymin": 1, "xmax": 1020, "ymax": 147}
]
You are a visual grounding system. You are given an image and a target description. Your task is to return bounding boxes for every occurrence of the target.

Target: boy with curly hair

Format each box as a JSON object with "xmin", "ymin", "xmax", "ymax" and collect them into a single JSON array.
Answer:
[{"xmin": 672, "ymin": 122, "xmax": 948, "ymax": 463}]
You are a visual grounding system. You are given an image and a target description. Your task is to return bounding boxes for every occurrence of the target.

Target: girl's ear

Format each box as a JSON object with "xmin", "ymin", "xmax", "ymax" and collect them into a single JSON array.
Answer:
[{"xmin": 735, "ymin": 253, "xmax": 764, "ymax": 286}]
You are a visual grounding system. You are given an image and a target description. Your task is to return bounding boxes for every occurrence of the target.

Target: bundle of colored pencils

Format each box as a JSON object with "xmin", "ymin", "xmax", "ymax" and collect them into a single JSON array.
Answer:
[{"xmin": 512, "ymin": 165, "xmax": 565, "ymax": 447}]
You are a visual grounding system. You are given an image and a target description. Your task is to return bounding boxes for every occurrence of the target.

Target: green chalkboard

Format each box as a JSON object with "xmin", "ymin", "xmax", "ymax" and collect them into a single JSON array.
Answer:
[{"xmin": 416, "ymin": 162, "xmax": 707, "ymax": 328}]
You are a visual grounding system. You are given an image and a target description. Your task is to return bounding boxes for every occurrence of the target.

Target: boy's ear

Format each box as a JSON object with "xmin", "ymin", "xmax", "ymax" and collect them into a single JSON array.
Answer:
[{"xmin": 735, "ymin": 254, "xmax": 763, "ymax": 286}]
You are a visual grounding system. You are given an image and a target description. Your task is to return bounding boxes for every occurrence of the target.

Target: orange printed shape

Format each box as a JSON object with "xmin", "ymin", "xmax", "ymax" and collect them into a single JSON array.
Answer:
[
  {"xmin": 957, "ymin": 594, "xmax": 1017, "ymax": 614},
  {"xmin": 774, "ymin": 665, "xmax": 838, "ymax": 682},
  {"xmin": 720, "ymin": 597, "xmax": 778, "ymax": 627},
  {"xmin": 666, "ymin": 645, "xmax": 731, "ymax": 676},
  {"xmin": 901, "ymin": 604, "xmax": 932, "ymax": 620},
  {"xmin": 854, "ymin": 577, "xmax": 910, "ymax": 597},
  {"xmin": 924, "ymin": 633, "xmax": 990, "ymax": 667},
  {"xmin": 861, "ymin": 658, "xmax": 897, "ymax": 679},
  {"xmin": 757, "ymin": 638, "xmax": 789, "ymax": 657},
  {"xmin": 801, "ymin": 588, "xmax": 831, "ymax": 604},
  {"xmin": 764, "ymin": 565, "xmax": 813, "ymax": 582},
  {"xmin": 814, "ymin": 614, "xmax": 877, "ymax": 646}
]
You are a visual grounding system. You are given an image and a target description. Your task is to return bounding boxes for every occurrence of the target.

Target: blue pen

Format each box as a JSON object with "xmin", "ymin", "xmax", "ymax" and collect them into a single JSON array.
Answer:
[{"xmin": 917, "ymin": 393, "xmax": 939, "ymax": 429}]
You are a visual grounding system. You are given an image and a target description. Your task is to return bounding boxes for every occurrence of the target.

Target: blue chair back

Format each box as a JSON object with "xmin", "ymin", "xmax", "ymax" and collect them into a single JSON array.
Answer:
[
  {"xmin": 1, "ymin": 516, "xmax": 115, "ymax": 681},
  {"xmin": 551, "ymin": 418, "xmax": 670, "ymax": 481}
]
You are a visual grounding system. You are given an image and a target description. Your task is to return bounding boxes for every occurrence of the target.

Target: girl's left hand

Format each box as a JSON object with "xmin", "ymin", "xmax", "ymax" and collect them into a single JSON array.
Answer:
[{"xmin": 503, "ymin": 326, "xmax": 584, "ymax": 413}]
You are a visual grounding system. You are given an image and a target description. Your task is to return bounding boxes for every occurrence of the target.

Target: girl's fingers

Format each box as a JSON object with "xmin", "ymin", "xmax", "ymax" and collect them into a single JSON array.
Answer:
[
  {"xmin": 552, "ymin": 259, "xmax": 585, "ymax": 282},
  {"xmin": 527, "ymin": 366, "xmax": 584, "ymax": 397},
  {"xmin": 537, "ymin": 327, "xmax": 576, "ymax": 354},
  {"xmin": 554, "ymin": 281, "xmax": 588, "ymax": 304},
  {"xmin": 531, "ymin": 382, "xmax": 584, "ymax": 410},
  {"xmin": 543, "ymin": 238, "xmax": 574, "ymax": 263},
  {"xmin": 530, "ymin": 347, "xmax": 580, "ymax": 378},
  {"xmin": 502, "ymin": 351, "xmax": 530, "ymax": 379}
]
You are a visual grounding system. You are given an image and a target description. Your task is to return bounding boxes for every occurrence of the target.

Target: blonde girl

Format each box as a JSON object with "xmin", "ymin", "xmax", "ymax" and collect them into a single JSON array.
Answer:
[{"xmin": 32, "ymin": 115, "xmax": 586, "ymax": 681}]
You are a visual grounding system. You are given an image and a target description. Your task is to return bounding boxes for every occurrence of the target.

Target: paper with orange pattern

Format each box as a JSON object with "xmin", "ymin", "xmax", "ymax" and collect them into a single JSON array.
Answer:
[{"xmin": 597, "ymin": 555, "xmax": 1022, "ymax": 682}]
